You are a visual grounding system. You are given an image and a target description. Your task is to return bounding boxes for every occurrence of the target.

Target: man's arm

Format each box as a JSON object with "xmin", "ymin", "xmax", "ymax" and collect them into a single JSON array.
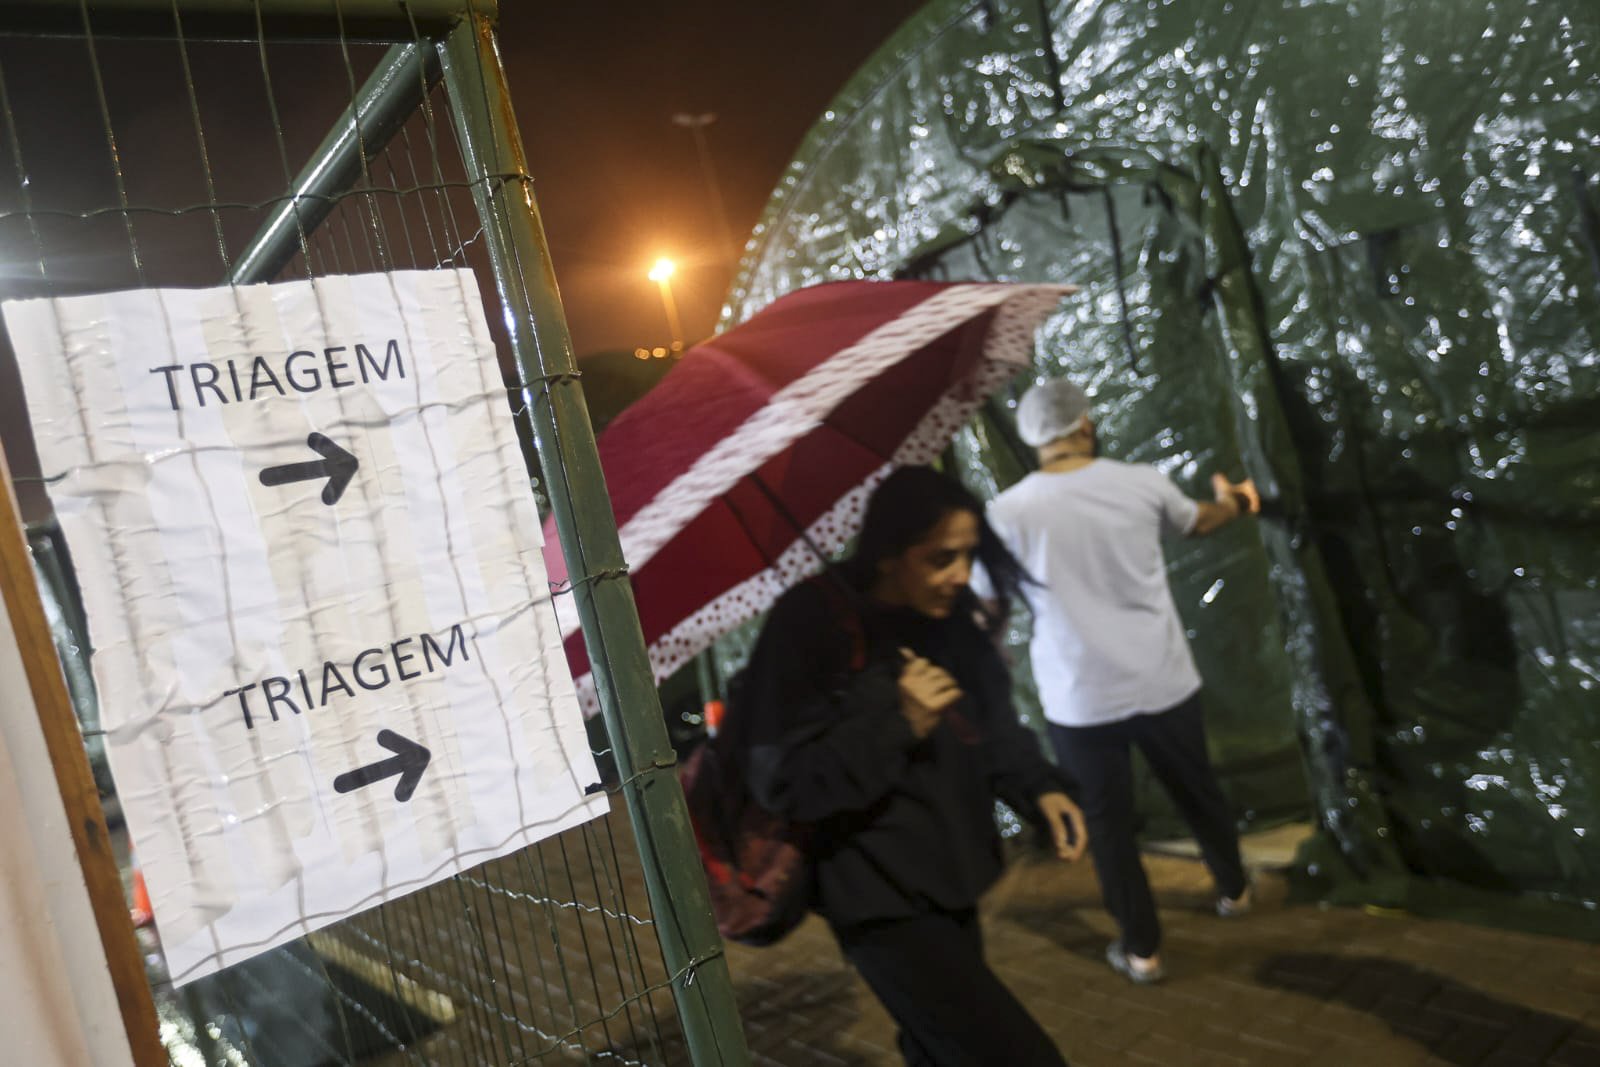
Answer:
[{"xmin": 1190, "ymin": 473, "xmax": 1261, "ymax": 536}]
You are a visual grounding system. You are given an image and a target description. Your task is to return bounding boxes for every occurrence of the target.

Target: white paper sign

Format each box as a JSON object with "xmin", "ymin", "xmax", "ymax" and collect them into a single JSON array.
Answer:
[{"xmin": 5, "ymin": 269, "xmax": 607, "ymax": 985}]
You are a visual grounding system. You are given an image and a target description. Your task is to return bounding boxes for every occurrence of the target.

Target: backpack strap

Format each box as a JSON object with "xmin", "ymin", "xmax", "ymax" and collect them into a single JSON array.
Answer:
[{"xmin": 810, "ymin": 574, "xmax": 868, "ymax": 673}]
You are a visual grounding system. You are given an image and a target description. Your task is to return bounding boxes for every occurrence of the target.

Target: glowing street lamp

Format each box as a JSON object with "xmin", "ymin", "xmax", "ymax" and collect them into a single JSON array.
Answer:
[{"xmin": 648, "ymin": 256, "xmax": 685, "ymax": 348}]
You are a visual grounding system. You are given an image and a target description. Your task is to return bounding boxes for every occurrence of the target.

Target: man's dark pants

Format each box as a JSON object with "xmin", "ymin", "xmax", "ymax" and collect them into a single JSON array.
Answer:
[{"xmin": 1048, "ymin": 692, "xmax": 1247, "ymax": 959}]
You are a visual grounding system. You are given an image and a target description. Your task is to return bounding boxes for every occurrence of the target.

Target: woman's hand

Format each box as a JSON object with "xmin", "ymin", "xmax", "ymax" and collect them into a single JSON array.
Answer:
[
  {"xmin": 1036, "ymin": 791, "xmax": 1088, "ymax": 861},
  {"xmin": 897, "ymin": 649, "xmax": 962, "ymax": 739}
]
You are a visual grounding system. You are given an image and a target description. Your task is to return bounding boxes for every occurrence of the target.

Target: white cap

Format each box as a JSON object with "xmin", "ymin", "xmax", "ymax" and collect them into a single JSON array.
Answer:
[{"xmin": 1016, "ymin": 379, "xmax": 1092, "ymax": 447}]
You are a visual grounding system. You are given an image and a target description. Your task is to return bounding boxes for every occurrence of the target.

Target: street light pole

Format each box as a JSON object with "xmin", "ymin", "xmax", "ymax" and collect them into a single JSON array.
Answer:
[
  {"xmin": 648, "ymin": 257, "xmax": 685, "ymax": 348},
  {"xmin": 671, "ymin": 112, "xmax": 739, "ymax": 266}
]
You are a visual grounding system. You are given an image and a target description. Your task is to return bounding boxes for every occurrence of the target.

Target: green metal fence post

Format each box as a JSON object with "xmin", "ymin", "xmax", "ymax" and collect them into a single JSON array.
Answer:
[{"xmin": 438, "ymin": 14, "xmax": 750, "ymax": 1065}]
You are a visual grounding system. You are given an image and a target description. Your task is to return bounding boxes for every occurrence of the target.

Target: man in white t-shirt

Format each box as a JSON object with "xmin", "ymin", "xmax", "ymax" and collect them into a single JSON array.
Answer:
[{"xmin": 987, "ymin": 378, "xmax": 1259, "ymax": 985}]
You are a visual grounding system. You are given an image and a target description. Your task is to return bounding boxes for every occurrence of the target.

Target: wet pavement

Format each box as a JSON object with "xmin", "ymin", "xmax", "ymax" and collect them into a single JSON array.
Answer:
[
  {"xmin": 713, "ymin": 840, "xmax": 1600, "ymax": 1066},
  {"xmin": 151, "ymin": 812, "xmax": 1600, "ymax": 1066}
]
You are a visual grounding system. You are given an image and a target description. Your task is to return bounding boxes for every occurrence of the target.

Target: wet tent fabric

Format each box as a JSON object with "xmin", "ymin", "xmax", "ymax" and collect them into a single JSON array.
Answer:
[{"xmin": 723, "ymin": 0, "xmax": 1600, "ymax": 926}]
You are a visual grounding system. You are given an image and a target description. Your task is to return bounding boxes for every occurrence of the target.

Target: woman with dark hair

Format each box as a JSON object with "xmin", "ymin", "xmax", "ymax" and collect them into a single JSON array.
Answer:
[{"xmin": 740, "ymin": 464, "xmax": 1086, "ymax": 1067}]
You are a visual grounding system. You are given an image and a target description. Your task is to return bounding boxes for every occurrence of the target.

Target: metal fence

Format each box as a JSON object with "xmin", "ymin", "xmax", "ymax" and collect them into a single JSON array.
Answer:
[{"xmin": 0, "ymin": 3, "xmax": 746, "ymax": 1064}]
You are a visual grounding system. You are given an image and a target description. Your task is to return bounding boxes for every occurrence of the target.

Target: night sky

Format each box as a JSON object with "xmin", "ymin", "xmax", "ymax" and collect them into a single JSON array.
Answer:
[{"xmin": 497, "ymin": 2, "xmax": 926, "ymax": 354}]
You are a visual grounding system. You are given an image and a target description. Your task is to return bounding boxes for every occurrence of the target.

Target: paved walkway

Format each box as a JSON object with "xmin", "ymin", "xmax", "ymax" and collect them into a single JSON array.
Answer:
[
  {"xmin": 716, "ymin": 844, "xmax": 1600, "ymax": 1066},
  {"xmin": 150, "ymin": 811, "xmax": 1600, "ymax": 1065}
]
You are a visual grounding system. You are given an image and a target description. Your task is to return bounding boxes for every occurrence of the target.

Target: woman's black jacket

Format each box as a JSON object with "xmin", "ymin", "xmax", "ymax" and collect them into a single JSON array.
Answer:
[{"xmin": 735, "ymin": 579, "xmax": 1062, "ymax": 928}]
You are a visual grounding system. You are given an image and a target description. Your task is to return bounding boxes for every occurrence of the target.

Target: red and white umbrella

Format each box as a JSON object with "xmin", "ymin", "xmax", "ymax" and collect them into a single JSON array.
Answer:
[{"xmin": 543, "ymin": 280, "xmax": 1073, "ymax": 712}]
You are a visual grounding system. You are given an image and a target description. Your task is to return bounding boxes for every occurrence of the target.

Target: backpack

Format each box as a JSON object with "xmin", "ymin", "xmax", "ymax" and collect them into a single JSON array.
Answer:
[{"xmin": 678, "ymin": 578, "xmax": 865, "ymax": 947}]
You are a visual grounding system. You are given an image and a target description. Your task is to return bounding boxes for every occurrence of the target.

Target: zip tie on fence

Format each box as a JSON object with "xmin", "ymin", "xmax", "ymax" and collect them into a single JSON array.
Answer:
[
  {"xmin": 477, "ymin": 168, "xmax": 537, "ymax": 191},
  {"xmin": 548, "ymin": 566, "xmax": 630, "ymax": 596},
  {"xmin": 679, "ymin": 948, "xmax": 725, "ymax": 989},
  {"xmin": 524, "ymin": 370, "xmax": 584, "ymax": 387},
  {"xmin": 595, "ymin": 751, "xmax": 681, "ymax": 798},
  {"xmin": 510, "ymin": 371, "xmax": 586, "ymax": 416},
  {"xmin": 581, "ymin": 751, "xmax": 680, "ymax": 801}
]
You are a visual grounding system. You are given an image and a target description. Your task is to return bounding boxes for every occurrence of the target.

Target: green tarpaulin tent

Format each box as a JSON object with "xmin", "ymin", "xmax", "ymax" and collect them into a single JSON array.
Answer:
[{"xmin": 725, "ymin": 0, "xmax": 1600, "ymax": 933}]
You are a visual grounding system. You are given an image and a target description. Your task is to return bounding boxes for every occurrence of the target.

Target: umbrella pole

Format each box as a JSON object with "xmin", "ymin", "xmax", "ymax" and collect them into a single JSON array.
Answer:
[{"xmin": 440, "ymin": 17, "xmax": 750, "ymax": 1065}]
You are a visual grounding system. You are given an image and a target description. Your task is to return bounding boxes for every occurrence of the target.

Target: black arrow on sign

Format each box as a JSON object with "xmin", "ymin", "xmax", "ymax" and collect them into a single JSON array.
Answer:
[
  {"xmin": 259, "ymin": 432, "xmax": 359, "ymax": 505},
  {"xmin": 333, "ymin": 730, "xmax": 431, "ymax": 802}
]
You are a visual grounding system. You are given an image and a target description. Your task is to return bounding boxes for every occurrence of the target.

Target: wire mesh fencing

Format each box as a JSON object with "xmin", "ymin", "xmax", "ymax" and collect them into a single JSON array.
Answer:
[{"xmin": 1, "ymin": 5, "xmax": 723, "ymax": 1064}]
